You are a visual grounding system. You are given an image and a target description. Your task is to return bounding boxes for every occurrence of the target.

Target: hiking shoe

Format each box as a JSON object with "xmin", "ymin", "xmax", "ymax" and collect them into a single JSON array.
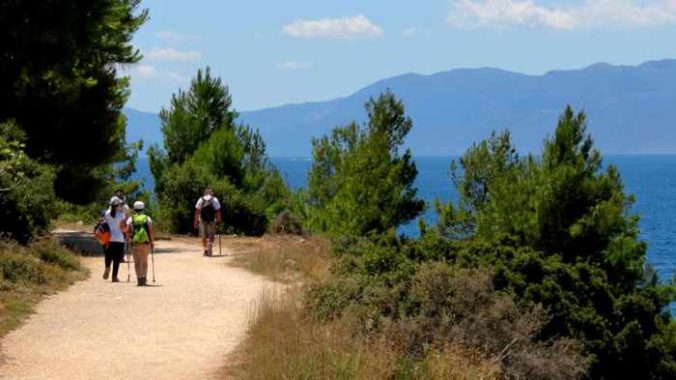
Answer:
[
  {"xmin": 137, "ymin": 278, "xmax": 142, "ymax": 286},
  {"xmin": 112, "ymin": 277, "xmax": 120, "ymax": 283},
  {"xmin": 103, "ymin": 267, "xmax": 110, "ymax": 280},
  {"xmin": 203, "ymin": 250, "xmax": 208, "ymax": 256}
]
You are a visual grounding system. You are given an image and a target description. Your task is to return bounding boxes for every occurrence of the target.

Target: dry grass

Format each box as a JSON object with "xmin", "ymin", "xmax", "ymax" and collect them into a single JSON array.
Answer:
[
  {"xmin": 222, "ymin": 237, "xmax": 505, "ymax": 379},
  {"xmin": 227, "ymin": 235, "xmax": 332, "ymax": 283},
  {"xmin": 0, "ymin": 238, "xmax": 87, "ymax": 337},
  {"xmin": 224, "ymin": 287, "xmax": 500, "ymax": 380}
]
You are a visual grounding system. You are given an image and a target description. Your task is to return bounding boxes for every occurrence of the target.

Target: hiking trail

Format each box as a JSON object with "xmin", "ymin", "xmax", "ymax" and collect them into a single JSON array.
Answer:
[{"xmin": 0, "ymin": 231, "xmax": 269, "ymax": 379}]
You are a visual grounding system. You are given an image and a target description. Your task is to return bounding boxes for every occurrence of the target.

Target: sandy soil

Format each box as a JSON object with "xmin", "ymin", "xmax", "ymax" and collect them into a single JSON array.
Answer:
[{"xmin": 0, "ymin": 235, "xmax": 270, "ymax": 379}]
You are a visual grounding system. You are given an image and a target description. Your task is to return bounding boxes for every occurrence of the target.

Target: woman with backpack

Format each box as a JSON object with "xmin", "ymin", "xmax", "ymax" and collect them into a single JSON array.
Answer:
[
  {"xmin": 103, "ymin": 198, "xmax": 127, "ymax": 282},
  {"xmin": 125, "ymin": 201, "xmax": 154, "ymax": 286}
]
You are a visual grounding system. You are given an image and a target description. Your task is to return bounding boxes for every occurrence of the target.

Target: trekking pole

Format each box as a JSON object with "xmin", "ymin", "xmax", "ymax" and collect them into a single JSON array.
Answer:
[
  {"xmin": 150, "ymin": 245, "xmax": 156, "ymax": 283},
  {"xmin": 219, "ymin": 233, "xmax": 222, "ymax": 256},
  {"xmin": 126, "ymin": 240, "xmax": 131, "ymax": 282}
]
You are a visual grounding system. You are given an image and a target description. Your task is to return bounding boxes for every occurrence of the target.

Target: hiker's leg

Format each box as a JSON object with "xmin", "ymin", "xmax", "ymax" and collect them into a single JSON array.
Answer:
[
  {"xmin": 132, "ymin": 245, "xmax": 143, "ymax": 279},
  {"xmin": 103, "ymin": 245, "xmax": 112, "ymax": 279},
  {"xmin": 110, "ymin": 242, "xmax": 123, "ymax": 281},
  {"xmin": 140, "ymin": 245, "xmax": 149, "ymax": 278},
  {"xmin": 207, "ymin": 222, "xmax": 216, "ymax": 254},
  {"xmin": 200, "ymin": 222, "xmax": 209, "ymax": 254},
  {"xmin": 104, "ymin": 245, "xmax": 112, "ymax": 268},
  {"xmin": 132, "ymin": 244, "xmax": 149, "ymax": 278}
]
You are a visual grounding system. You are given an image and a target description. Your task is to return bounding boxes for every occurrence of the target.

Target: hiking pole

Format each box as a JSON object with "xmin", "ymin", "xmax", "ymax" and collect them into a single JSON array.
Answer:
[
  {"xmin": 150, "ymin": 245, "xmax": 156, "ymax": 283},
  {"xmin": 219, "ymin": 233, "xmax": 222, "ymax": 256},
  {"xmin": 126, "ymin": 240, "xmax": 130, "ymax": 282}
]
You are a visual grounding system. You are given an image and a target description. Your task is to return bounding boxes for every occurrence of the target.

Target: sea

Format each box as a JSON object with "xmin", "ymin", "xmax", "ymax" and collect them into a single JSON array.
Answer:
[{"xmin": 134, "ymin": 156, "xmax": 675, "ymax": 312}]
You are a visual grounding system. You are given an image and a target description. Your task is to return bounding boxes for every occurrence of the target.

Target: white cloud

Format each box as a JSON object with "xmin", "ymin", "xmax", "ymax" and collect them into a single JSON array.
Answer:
[
  {"xmin": 156, "ymin": 31, "xmax": 199, "ymax": 43},
  {"xmin": 448, "ymin": 0, "xmax": 676, "ymax": 30},
  {"xmin": 283, "ymin": 14, "xmax": 384, "ymax": 39},
  {"xmin": 145, "ymin": 47, "xmax": 201, "ymax": 61},
  {"xmin": 276, "ymin": 61, "xmax": 314, "ymax": 71},
  {"xmin": 125, "ymin": 64, "xmax": 187, "ymax": 83}
]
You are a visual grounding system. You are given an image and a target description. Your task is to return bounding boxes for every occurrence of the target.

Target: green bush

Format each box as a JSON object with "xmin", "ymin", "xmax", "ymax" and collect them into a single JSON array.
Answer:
[
  {"xmin": 428, "ymin": 107, "xmax": 676, "ymax": 379},
  {"xmin": 0, "ymin": 121, "xmax": 58, "ymax": 243},
  {"xmin": 307, "ymin": 239, "xmax": 588, "ymax": 379}
]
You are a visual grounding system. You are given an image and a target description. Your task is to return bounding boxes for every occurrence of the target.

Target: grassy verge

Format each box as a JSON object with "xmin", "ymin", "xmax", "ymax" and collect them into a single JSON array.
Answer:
[
  {"xmin": 226, "ymin": 235, "xmax": 332, "ymax": 283},
  {"xmin": 0, "ymin": 238, "xmax": 88, "ymax": 337},
  {"xmin": 226, "ymin": 287, "xmax": 499, "ymax": 380},
  {"xmin": 224, "ymin": 236, "xmax": 501, "ymax": 379}
]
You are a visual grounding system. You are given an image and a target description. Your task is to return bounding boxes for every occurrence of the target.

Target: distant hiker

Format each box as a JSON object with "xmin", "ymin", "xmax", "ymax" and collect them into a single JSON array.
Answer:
[
  {"xmin": 111, "ymin": 189, "xmax": 131, "ymax": 263},
  {"xmin": 194, "ymin": 188, "xmax": 221, "ymax": 256},
  {"xmin": 110, "ymin": 189, "xmax": 130, "ymax": 215},
  {"xmin": 103, "ymin": 198, "xmax": 127, "ymax": 282},
  {"xmin": 125, "ymin": 201, "xmax": 154, "ymax": 286}
]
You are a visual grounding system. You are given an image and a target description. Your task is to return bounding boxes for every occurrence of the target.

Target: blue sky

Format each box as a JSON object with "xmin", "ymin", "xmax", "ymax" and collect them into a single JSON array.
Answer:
[{"xmin": 125, "ymin": 0, "xmax": 676, "ymax": 112}]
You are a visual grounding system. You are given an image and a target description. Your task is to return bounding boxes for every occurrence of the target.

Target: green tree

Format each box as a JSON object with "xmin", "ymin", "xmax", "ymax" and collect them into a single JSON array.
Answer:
[
  {"xmin": 307, "ymin": 91, "xmax": 424, "ymax": 236},
  {"xmin": 0, "ymin": 0, "xmax": 148, "ymax": 202},
  {"xmin": 150, "ymin": 68, "xmax": 289, "ymax": 235},
  {"xmin": 0, "ymin": 122, "xmax": 57, "ymax": 243},
  {"xmin": 438, "ymin": 106, "xmax": 675, "ymax": 379}
]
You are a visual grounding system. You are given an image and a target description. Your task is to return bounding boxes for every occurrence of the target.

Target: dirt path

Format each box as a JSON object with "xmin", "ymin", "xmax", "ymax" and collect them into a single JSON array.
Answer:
[{"xmin": 0, "ymin": 235, "xmax": 269, "ymax": 379}]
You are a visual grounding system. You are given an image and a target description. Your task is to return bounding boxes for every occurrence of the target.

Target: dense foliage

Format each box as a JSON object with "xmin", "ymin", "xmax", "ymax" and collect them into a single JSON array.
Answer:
[
  {"xmin": 149, "ymin": 68, "xmax": 289, "ymax": 235},
  {"xmin": 305, "ymin": 105, "xmax": 675, "ymax": 379},
  {"xmin": 0, "ymin": 0, "xmax": 147, "ymax": 202},
  {"xmin": 307, "ymin": 91, "xmax": 424, "ymax": 236},
  {"xmin": 428, "ymin": 107, "xmax": 675, "ymax": 379},
  {"xmin": 0, "ymin": 122, "xmax": 58, "ymax": 243}
]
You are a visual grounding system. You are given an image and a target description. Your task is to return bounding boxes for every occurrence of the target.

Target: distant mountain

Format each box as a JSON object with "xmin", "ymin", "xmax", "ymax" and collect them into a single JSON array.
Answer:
[
  {"xmin": 124, "ymin": 107, "xmax": 162, "ymax": 152},
  {"xmin": 126, "ymin": 59, "xmax": 676, "ymax": 157}
]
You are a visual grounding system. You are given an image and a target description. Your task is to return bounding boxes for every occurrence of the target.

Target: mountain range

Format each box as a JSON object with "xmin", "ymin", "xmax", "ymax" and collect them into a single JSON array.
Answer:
[{"xmin": 125, "ymin": 59, "xmax": 676, "ymax": 157}]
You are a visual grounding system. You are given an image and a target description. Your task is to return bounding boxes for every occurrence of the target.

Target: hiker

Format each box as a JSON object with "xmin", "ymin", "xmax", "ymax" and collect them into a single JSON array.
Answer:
[
  {"xmin": 194, "ymin": 188, "xmax": 221, "ymax": 256},
  {"xmin": 103, "ymin": 198, "xmax": 127, "ymax": 282},
  {"xmin": 110, "ymin": 188, "xmax": 130, "ymax": 215},
  {"xmin": 110, "ymin": 189, "xmax": 131, "ymax": 261},
  {"xmin": 125, "ymin": 201, "xmax": 154, "ymax": 286}
]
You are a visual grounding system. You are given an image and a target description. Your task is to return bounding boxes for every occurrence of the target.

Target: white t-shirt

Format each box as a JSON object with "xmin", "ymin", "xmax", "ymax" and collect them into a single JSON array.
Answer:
[
  {"xmin": 104, "ymin": 208, "xmax": 127, "ymax": 243},
  {"xmin": 195, "ymin": 195, "xmax": 221, "ymax": 210}
]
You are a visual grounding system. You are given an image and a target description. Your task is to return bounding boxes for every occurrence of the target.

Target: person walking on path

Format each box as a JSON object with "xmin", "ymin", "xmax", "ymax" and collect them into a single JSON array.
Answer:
[
  {"xmin": 110, "ymin": 188, "xmax": 130, "ymax": 215},
  {"xmin": 110, "ymin": 188, "xmax": 131, "ymax": 263},
  {"xmin": 194, "ymin": 188, "xmax": 221, "ymax": 256},
  {"xmin": 125, "ymin": 201, "xmax": 155, "ymax": 286},
  {"xmin": 103, "ymin": 198, "xmax": 127, "ymax": 282}
]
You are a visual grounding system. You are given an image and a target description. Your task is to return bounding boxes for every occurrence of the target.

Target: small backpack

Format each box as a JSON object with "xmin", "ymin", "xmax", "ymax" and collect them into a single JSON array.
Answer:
[
  {"xmin": 200, "ymin": 197, "xmax": 216, "ymax": 222},
  {"xmin": 131, "ymin": 214, "xmax": 151, "ymax": 244},
  {"xmin": 94, "ymin": 218, "xmax": 110, "ymax": 247}
]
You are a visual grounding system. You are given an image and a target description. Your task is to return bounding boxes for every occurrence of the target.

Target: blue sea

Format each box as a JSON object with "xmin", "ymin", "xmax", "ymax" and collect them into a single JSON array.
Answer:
[{"xmin": 135, "ymin": 156, "xmax": 675, "ymax": 308}]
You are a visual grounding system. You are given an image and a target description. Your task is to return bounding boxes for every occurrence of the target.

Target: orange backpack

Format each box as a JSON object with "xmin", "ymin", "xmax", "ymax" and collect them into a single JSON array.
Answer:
[{"xmin": 94, "ymin": 219, "xmax": 111, "ymax": 247}]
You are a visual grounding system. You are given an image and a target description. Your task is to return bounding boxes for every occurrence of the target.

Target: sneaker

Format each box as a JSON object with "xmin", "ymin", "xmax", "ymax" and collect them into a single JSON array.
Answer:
[
  {"xmin": 103, "ymin": 267, "xmax": 110, "ymax": 280},
  {"xmin": 203, "ymin": 250, "xmax": 208, "ymax": 256},
  {"xmin": 112, "ymin": 278, "xmax": 120, "ymax": 283}
]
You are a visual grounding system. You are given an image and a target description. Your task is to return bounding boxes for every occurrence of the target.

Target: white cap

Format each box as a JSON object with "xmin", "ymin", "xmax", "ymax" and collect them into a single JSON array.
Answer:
[{"xmin": 133, "ymin": 201, "xmax": 145, "ymax": 210}]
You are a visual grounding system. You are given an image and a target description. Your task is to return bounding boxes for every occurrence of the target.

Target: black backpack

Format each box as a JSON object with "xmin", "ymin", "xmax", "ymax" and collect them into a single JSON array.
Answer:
[{"xmin": 200, "ymin": 197, "xmax": 216, "ymax": 222}]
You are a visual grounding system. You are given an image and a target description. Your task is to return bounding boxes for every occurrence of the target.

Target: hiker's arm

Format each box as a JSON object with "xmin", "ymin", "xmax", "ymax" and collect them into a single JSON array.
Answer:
[
  {"xmin": 123, "ymin": 219, "xmax": 132, "ymax": 240},
  {"xmin": 193, "ymin": 209, "xmax": 200, "ymax": 229},
  {"xmin": 216, "ymin": 209, "xmax": 222, "ymax": 223},
  {"xmin": 120, "ymin": 219, "xmax": 128, "ymax": 237}
]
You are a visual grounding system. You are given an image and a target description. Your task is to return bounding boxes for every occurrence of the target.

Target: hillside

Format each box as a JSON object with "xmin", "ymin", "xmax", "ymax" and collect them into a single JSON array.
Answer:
[{"xmin": 125, "ymin": 59, "xmax": 676, "ymax": 156}]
